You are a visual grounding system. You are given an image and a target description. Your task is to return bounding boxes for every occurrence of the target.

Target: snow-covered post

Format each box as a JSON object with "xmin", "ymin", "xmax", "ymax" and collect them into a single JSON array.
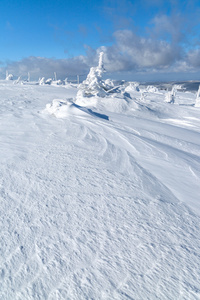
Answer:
[
  {"xmin": 195, "ymin": 85, "xmax": 200, "ymax": 107},
  {"xmin": 54, "ymin": 72, "xmax": 57, "ymax": 81},
  {"xmin": 77, "ymin": 75, "xmax": 79, "ymax": 85}
]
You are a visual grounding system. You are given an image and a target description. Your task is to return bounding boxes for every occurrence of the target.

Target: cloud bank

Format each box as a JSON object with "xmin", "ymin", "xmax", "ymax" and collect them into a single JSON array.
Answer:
[{"xmin": 1, "ymin": 14, "xmax": 200, "ymax": 81}]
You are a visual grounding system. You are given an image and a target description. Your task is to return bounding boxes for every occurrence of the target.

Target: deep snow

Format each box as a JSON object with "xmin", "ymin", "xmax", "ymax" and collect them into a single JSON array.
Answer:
[{"xmin": 0, "ymin": 80, "xmax": 200, "ymax": 299}]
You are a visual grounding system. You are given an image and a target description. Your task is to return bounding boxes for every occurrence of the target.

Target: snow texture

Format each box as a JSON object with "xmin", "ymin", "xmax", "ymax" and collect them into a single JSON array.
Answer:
[
  {"xmin": 0, "ymin": 79, "xmax": 200, "ymax": 300},
  {"xmin": 195, "ymin": 85, "xmax": 200, "ymax": 107}
]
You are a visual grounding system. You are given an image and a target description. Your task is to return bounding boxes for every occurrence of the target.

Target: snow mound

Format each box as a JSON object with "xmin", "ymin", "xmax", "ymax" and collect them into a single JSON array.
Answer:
[
  {"xmin": 146, "ymin": 85, "xmax": 159, "ymax": 93},
  {"xmin": 45, "ymin": 99, "xmax": 71, "ymax": 118},
  {"xmin": 45, "ymin": 98, "xmax": 109, "ymax": 120},
  {"xmin": 125, "ymin": 82, "xmax": 140, "ymax": 93},
  {"xmin": 75, "ymin": 94, "xmax": 140, "ymax": 114},
  {"xmin": 39, "ymin": 78, "xmax": 65, "ymax": 86}
]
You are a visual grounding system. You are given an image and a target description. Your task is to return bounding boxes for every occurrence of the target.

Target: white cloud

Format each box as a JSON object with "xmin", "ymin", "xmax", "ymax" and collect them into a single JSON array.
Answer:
[
  {"xmin": 187, "ymin": 49, "xmax": 200, "ymax": 67},
  {"xmin": 1, "ymin": 27, "xmax": 200, "ymax": 81},
  {"xmin": 1, "ymin": 56, "xmax": 90, "ymax": 80},
  {"xmin": 94, "ymin": 29, "xmax": 182, "ymax": 73}
]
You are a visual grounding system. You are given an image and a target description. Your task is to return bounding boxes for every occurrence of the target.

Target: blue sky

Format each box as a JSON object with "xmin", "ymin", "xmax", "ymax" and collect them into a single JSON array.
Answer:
[{"xmin": 0, "ymin": 0, "xmax": 200, "ymax": 81}]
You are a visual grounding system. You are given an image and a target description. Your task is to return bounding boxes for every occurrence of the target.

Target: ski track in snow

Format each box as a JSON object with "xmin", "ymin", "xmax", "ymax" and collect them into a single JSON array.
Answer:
[{"xmin": 0, "ymin": 82, "xmax": 200, "ymax": 299}]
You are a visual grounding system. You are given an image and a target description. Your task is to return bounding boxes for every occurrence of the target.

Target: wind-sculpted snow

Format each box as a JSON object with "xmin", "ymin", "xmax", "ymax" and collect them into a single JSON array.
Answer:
[
  {"xmin": 0, "ymin": 81, "xmax": 200, "ymax": 299},
  {"xmin": 45, "ymin": 99, "xmax": 109, "ymax": 120}
]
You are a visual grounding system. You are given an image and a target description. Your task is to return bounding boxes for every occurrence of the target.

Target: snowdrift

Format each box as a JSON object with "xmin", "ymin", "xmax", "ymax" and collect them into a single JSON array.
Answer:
[
  {"xmin": 46, "ymin": 99, "xmax": 109, "ymax": 120},
  {"xmin": 1, "ymin": 67, "xmax": 200, "ymax": 299}
]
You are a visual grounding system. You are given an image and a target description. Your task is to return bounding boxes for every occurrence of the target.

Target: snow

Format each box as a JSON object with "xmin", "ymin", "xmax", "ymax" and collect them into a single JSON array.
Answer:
[
  {"xmin": 0, "ymin": 78, "xmax": 200, "ymax": 299},
  {"xmin": 195, "ymin": 85, "xmax": 200, "ymax": 107}
]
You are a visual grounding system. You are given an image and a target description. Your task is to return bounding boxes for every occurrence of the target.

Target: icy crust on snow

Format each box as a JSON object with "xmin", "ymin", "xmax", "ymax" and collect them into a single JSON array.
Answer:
[{"xmin": 0, "ymin": 81, "xmax": 200, "ymax": 299}]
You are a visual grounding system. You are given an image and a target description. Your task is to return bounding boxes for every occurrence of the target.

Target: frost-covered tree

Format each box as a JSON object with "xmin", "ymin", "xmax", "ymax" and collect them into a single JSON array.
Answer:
[
  {"xmin": 165, "ymin": 86, "xmax": 176, "ymax": 103},
  {"xmin": 14, "ymin": 76, "xmax": 21, "ymax": 84},
  {"xmin": 6, "ymin": 72, "xmax": 14, "ymax": 80},
  {"xmin": 45, "ymin": 78, "xmax": 53, "ymax": 85},
  {"xmin": 39, "ymin": 77, "xmax": 45, "ymax": 85},
  {"xmin": 77, "ymin": 52, "xmax": 107, "ymax": 98},
  {"xmin": 195, "ymin": 85, "xmax": 200, "ymax": 107}
]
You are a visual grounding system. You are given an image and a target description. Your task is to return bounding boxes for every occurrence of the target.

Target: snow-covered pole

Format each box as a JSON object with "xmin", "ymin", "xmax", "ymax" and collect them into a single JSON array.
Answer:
[
  {"xmin": 77, "ymin": 75, "xmax": 79, "ymax": 84},
  {"xmin": 54, "ymin": 72, "xmax": 57, "ymax": 81}
]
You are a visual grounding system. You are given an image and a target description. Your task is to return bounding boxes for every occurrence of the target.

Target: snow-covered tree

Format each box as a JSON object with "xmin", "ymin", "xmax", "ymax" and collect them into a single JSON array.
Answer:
[
  {"xmin": 39, "ymin": 77, "xmax": 45, "ymax": 85},
  {"xmin": 77, "ymin": 52, "xmax": 107, "ymax": 98},
  {"xmin": 6, "ymin": 73, "xmax": 14, "ymax": 80},
  {"xmin": 14, "ymin": 76, "xmax": 21, "ymax": 84},
  {"xmin": 45, "ymin": 78, "xmax": 53, "ymax": 85},
  {"xmin": 165, "ymin": 86, "xmax": 176, "ymax": 103}
]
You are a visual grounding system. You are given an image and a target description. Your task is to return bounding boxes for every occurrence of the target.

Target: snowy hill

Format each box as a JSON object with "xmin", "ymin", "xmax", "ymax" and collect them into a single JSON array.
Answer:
[{"xmin": 0, "ymin": 79, "xmax": 200, "ymax": 299}]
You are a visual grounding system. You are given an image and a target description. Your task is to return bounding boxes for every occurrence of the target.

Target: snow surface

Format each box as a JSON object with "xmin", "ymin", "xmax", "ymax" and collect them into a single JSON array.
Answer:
[{"xmin": 0, "ymin": 80, "xmax": 200, "ymax": 299}]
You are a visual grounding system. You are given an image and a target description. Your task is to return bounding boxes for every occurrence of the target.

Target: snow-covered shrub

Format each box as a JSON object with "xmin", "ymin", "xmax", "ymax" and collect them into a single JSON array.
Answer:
[
  {"xmin": 45, "ymin": 99, "xmax": 71, "ymax": 117},
  {"xmin": 39, "ymin": 77, "xmax": 45, "ymax": 85},
  {"xmin": 45, "ymin": 78, "xmax": 53, "ymax": 85},
  {"xmin": 165, "ymin": 87, "xmax": 176, "ymax": 103},
  {"xmin": 146, "ymin": 85, "xmax": 158, "ymax": 93},
  {"xmin": 125, "ymin": 82, "xmax": 140, "ymax": 93},
  {"xmin": 195, "ymin": 85, "xmax": 200, "ymax": 107},
  {"xmin": 53, "ymin": 79, "xmax": 64, "ymax": 85},
  {"xmin": 13, "ymin": 76, "xmax": 21, "ymax": 84},
  {"xmin": 6, "ymin": 74, "xmax": 13, "ymax": 80}
]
